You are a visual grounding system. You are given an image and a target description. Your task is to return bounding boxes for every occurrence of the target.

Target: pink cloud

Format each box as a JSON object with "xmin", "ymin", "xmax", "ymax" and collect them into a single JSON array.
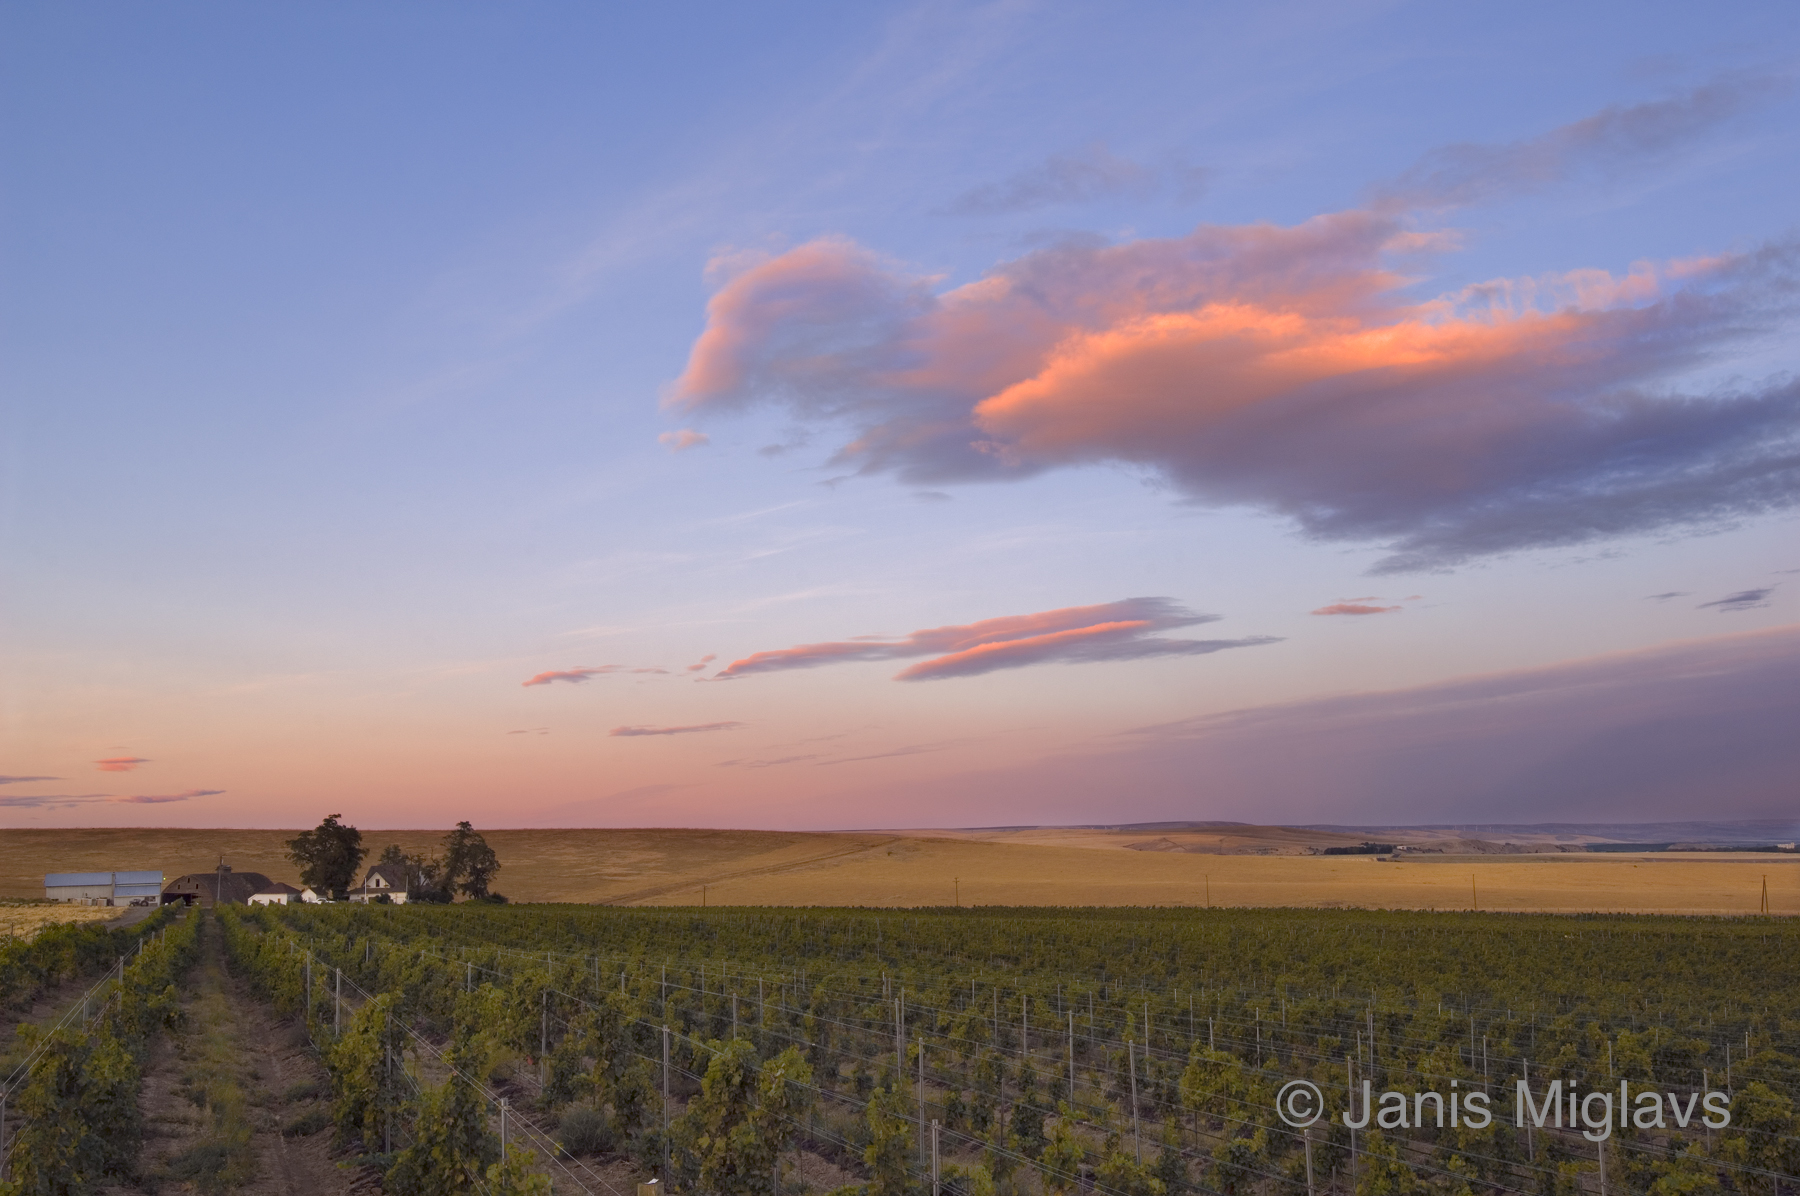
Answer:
[
  {"xmin": 94, "ymin": 756, "xmax": 149, "ymax": 772},
  {"xmin": 716, "ymin": 597, "xmax": 1279, "ymax": 682},
  {"xmin": 659, "ymin": 429, "xmax": 710, "ymax": 451},
  {"xmin": 113, "ymin": 789, "xmax": 223, "ymax": 804},
  {"xmin": 521, "ymin": 667, "xmax": 619, "ymax": 687},
  {"xmin": 1312, "ymin": 602, "xmax": 1403, "ymax": 616},
  {"xmin": 666, "ymin": 92, "xmax": 1800, "ymax": 573},
  {"xmin": 610, "ymin": 722, "xmax": 746, "ymax": 737},
  {"xmin": 686, "ymin": 654, "xmax": 717, "ymax": 673}
]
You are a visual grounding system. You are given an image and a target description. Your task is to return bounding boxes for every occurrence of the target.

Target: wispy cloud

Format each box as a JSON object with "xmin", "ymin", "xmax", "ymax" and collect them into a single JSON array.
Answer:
[
  {"xmin": 0, "ymin": 775, "xmax": 58, "ymax": 785},
  {"xmin": 686, "ymin": 654, "xmax": 717, "ymax": 673},
  {"xmin": 522, "ymin": 667, "xmax": 620, "ymax": 687},
  {"xmin": 946, "ymin": 144, "xmax": 1208, "ymax": 215},
  {"xmin": 1647, "ymin": 591, "xmax": 1691, "ymax": 600},
  {"xmin": 1312, "ymin": 602, "xmax": 1402, "ymax": 616},
  {"xmin": 716, "ymin": 754, "xmax": 825, "ymax": 768},
  {"xmin": 94, "ymin": 756, "xmax": 149, "ymax": 772},
  {"xmin": 715, "ymin": 597, "xmax": 1279, "ymax": 682},
  {"xmin": 1371, "ymin": 76, "xmax": 1786, "ymax": 211},
  {"xmin": 0, "ymin": 793, "xmax": 109, "ymax": 808},
  {"xmin": 1698, "ymin": 587, "xmax": 1775, "ymax": 612},
  {"xmin": 667, "ymin": 89, "xmax": 1800, "ymax": 574},
  {"xmin": 610, "ymin": 722, "xmax": 746, "ymax": 737},
  {"xmin": 116, "ymin": 789, "xmax": 222, "ymax": 804}
]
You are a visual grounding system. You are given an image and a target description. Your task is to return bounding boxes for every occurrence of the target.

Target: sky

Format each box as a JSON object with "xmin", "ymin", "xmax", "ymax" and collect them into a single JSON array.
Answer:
[{"xmin": 2, "ymin": 1, "xmax": 1797, "ymax": 831}]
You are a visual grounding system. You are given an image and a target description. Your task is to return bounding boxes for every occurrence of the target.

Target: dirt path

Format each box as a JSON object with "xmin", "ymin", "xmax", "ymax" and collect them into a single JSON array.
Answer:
[{"xmin": 100, "ymin": 913, "xmax": 364, "ymax": 1195}]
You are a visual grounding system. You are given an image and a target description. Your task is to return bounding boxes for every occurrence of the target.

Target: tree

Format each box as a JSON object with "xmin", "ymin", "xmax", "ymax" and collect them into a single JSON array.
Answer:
[
  {"xmin": 287, "ymin": 814, "xmax": 367, "ymax": 900},
  {"xmin": 378, "ymin": 843, "xmax": 451, "ymax": 903},
  {"xmin": 442, "ymin": 821, "xmax": 501, "ymax": 899}
]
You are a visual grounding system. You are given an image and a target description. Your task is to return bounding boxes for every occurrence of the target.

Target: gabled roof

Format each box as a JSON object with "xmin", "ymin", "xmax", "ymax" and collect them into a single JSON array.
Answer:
[
  {"xmin": 363, "ymin": 862, "xmax": 408, "ymax": 889},
  {"xmin": 256, "ymin": 882, "xmax": 303, "ymax": 895}
]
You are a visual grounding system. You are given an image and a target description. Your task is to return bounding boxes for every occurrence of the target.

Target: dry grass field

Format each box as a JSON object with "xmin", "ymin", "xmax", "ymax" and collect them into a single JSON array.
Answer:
[
  {"xmin": 0, "ymin": 901, "xmax": 120, "ymax": 940},
  {"xmin": 0, "ymin": 826, "xmax": 1792, "ymax": 913}
]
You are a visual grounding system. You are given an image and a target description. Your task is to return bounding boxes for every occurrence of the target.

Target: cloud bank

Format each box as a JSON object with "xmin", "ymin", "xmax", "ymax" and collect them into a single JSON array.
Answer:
[
  {"xmin": 667, "ymin": 90, "xmax": 1800, "ymax": 573},
  {"xmin": 833, "ymin": 624, "xmax": 1800, "ymax": 825},
  {"xmin": 716, "ymin": 597, "xmax": 1279, "ymax": 681}
]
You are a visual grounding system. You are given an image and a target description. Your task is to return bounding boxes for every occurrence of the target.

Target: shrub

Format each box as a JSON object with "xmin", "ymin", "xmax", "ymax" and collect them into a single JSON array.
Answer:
[{"xmin": 558, "ymin": 1105, "xmax": 612, "ymax": 1156}]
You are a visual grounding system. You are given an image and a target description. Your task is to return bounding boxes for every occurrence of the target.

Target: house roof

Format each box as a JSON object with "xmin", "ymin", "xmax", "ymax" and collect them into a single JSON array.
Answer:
[
  {"xmin": 256, "ymin": 882, "xmax": 302, "ymax": 895},
  {"xmin": 363, "ymin": 862, "xmax": 408, "ymax": 889},
  {"xmin": 164, "ymin": 871, "xmax": 274, "ymax": 903}
]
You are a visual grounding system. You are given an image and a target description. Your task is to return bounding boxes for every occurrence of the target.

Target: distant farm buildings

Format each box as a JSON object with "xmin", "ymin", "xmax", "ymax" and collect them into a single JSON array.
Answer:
[
  {"xmin": 349, "ymin": 862, "xmax": 409, "ymax": 904},
  {"xmin": 43, "ymin": 871, "xmax": 165, "ymax": 906},
  {"xmin": 248, "ymin": 882, "xmax": 304, "ymax": 906},
  {"xmin": 162, "ymin": 867, "xmax": 275, "ymax": 906}
]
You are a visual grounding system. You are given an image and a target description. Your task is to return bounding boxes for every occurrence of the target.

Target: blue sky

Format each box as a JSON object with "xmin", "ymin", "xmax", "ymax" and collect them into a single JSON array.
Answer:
[{"xmin": 3, "ymin": 2, "xmax": 1797, "ymax": 829}]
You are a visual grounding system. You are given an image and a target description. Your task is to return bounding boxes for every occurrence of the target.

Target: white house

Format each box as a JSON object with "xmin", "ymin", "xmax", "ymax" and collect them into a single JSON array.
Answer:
[
  {"xmin": 299, "ymin": 886, "xmax": 327, "ymax": 903},
  {"xmin": 44, "ymin": 871, "xmax": 164, "ymax": 906},
  {"xmin": 349, "ymin": 862, "xmax": 409, "ymax": 904},
  {"xmin": 249, "ymin": 882, "xmax": 303, "ymax": 906}
]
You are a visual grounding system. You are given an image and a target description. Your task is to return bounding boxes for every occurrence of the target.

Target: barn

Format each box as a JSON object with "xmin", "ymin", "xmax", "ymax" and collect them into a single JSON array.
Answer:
[{"xmin": 162, "ymin": 867, "xmax": 275, "ymax": 906}]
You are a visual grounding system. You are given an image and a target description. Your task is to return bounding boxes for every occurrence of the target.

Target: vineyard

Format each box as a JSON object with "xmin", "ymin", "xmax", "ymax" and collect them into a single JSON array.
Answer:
[{"xmin": 3, "ymin": 903, "xmax": 1797, "ymax": 1195}]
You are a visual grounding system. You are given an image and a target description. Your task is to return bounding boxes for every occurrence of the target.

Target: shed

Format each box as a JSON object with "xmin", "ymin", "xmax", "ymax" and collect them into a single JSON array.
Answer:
[
  {"xmin": 249, "ymin": 882, "xmax": 303, "ymax": 906},
  {"xmin": 45, "ymin": 870, "xmax": 165, "ymax": 906}
]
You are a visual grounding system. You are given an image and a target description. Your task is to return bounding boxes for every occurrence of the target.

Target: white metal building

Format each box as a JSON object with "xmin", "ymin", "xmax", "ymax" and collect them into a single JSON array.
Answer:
[{"xmin": 43, "ymin": 870, "xmax": 165, "ymax": 905}]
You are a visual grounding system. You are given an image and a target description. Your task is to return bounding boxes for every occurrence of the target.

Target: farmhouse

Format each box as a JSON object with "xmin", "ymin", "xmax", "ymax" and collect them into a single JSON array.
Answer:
[
  {"xmin": 162, "ymin": 866, "xmax": 274, "ymax": 906},
  {"xmin": 349, "ymin": 862, "xmax": 409, "ymax": 904},
  {"xmin": 44, "ymin": 870, "xmax": 164, "ymax": 906},
  {"xmin": 248, "ymin": 882, "xmax": 304, "ymax": 906}
]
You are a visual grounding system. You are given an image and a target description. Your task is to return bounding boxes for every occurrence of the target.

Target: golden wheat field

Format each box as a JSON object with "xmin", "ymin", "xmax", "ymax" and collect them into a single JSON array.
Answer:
[
  {"xmin": 0, "ymin": 901, "xmax": 120, "ymax": 939},
  {"xmin": 0, "ymin": 826, "xmax": 1793, "ymax": 913}
]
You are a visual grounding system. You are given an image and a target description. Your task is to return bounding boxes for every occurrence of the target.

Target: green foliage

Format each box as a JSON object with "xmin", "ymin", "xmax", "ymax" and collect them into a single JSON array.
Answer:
[
  {"xmin": 1037, "ymin": 1114, "xmax": 1086, "ymax": 1196},
  {"xmin": 286, "ymin": 813, "xmax": 367, "ymax": 899},
  {"xmin": 0, "ymin": 909, "xmax": 198, "ymax": 1196},
  {"xmin": 863, "ymin": 1084, "xmax": 916, "ymax": 1196},
  {"xmin": 676, "ymin": 1040, "xmax": 816, "ymax": 1196},
  {"xmin": 1355, "ymin": 1129, "xmax": 1418, "ymax": 1196},
  {"xmin": 1096, "ymin": 1146, "xmax": 1166, "ymax": 1196}
]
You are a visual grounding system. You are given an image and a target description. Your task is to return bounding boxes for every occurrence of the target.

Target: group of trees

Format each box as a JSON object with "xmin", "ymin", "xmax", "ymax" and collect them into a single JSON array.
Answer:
[{"xmin": 284, "ymin": 814, "xmax": 502, "ymax": 903}]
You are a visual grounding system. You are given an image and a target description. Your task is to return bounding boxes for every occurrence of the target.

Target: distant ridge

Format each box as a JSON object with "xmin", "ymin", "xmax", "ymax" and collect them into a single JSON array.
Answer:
[{"xmin": 945, "ymin": 819, "xmax": 1798, "ymax": 842}]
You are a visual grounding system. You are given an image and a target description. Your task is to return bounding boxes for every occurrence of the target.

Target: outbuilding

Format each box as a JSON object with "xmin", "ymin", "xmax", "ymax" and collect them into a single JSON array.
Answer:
[
  {"xmin": 44, "ymin": 870, "xmax": 165, "ymax": 906},
  {"xmin": 249, "ymin": 882, "xmax": 304, "ymax": 906}
]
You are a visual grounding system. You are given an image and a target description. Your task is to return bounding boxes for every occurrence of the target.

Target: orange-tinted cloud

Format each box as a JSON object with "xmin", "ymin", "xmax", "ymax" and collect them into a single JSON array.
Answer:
[
  {"xmin": 667, "ymin": 94, "xmax": 1800, "ymax": 573},
  {"xmin": 610, "ymin": 722, "xmax": 745, "ymax": 737},
  {"xmin": 95, "ymin": 756, "xmax": 149, "ymax": 772},
  {"xmin": 1312, "ymin": 602, "xmax": 1402, "ymax": 616},
  {"xmin": 685, "ymin": 654, "xmax": 717, "ymax": 673},
  {"xmin": 716, "ymin": 597, "xmax": 1279, "ymax": 682},
  {"xmin": 521, "ymin": 667, "xmax": 619, "ymax": 687},
  {"xmin": 659, "ymin": 429, "xmax": 710, "ymax": 451}
]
